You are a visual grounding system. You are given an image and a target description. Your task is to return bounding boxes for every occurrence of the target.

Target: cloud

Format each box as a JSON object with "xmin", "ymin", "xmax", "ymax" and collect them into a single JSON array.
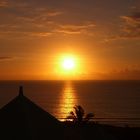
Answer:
[
  {"xmin": 46, "ymin": 11, "xmax": 63, "ymax": 17},
  {"xmin": 30, "ymin": 32, "xmax": 53, "ymax": 37},
  {"xmin": 105, "ymin": 11, "xmax": 140, "ymax": 41},
  {"xmin": 54, "ymin": 22, "xmax": 95, "ymax": 35},
  {"xmin": 95, "ymin": 68, "xmax": 140, "ymax": 80},
  {"xmin": 0, "ymin": 30, "xmax": 53, "ymax": 40},
  {"xmin": 0, "ymin": 56, "xmax": 14, "ymax": 61},
  {"xmin": 119, "ymin": 11, "xmax": 140, "ymax": 39},
  {"xmin": 110, "ymin": 68, "xmax": 140, "ymax": 80},
  {"xmin": 0, "ymin": 2, "xmax": 63, "ymax": 39},
  {"xmin": 0, "ymin": 0, "xmax": 97, "ymax": 39},
  {"xmin": 0, "ymin": 13, "xmax": 95, "ymax": 38},
  {"xmin": 0, "ymin": 1, "xmax": 8, "ymax": 7},
  {"xmin": 54, "ymin": 29, "xmax": 82, "ymax": 35}
]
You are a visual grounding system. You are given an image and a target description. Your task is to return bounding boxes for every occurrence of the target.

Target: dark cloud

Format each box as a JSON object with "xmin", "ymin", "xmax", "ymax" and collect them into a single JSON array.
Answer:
[
  {"xmin": 0, "ymin": 56, "xmax": 14, "ymax": 61},
  {"xmin": 105, "ymin": 11, "xmax": 140, "ymax": 41},
  {"xmin": 0, "ymin": 1, "xmax": 8, "ymax": 7},
  {"xmin": 120, "ymin": 11, "xmax": 140, "ymax": 39}
]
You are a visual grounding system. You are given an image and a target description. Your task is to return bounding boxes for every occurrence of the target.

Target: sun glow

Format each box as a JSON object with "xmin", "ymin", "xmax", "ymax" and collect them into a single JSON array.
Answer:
[
  {"xmin": 54, "ymin": 53, "xmax": 83, "ymax": 79},
  {"xmin": 62, "ymin": 57, "xmax": 75, "ymax": 70}
]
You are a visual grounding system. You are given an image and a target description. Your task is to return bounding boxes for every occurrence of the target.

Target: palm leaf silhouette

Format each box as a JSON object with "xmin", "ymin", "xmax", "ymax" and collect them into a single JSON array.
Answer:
[{"xmin": 66, "ymin": 105, "xmax": 94, "ymax": 124}]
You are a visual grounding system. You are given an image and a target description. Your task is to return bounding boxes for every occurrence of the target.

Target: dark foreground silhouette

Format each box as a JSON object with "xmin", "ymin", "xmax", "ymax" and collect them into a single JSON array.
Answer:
[
  {"xmin": 0, "ymin": 87, "xmax": 140, "ymax": 140},
  {"xmin": 66, "ymin": 105, "xmax": 94, "ymax": 124}
]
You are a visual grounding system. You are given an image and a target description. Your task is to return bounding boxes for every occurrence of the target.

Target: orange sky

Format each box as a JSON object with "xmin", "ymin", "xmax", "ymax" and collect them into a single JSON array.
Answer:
[{"xmin": 0, "ymin": 0, "xmax": 140, "ymax": 80}]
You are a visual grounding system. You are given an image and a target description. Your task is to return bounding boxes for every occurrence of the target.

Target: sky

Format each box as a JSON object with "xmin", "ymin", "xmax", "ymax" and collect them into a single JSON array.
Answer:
[{"xmin": 0, "ymin": 0, "xmax": 140, "ymax": 80}]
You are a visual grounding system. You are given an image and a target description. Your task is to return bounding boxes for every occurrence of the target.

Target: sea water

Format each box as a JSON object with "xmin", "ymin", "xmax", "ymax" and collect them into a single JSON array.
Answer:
[{"xmin": 0, "ymin": 80, "xmax": 140, "ymax": 126}]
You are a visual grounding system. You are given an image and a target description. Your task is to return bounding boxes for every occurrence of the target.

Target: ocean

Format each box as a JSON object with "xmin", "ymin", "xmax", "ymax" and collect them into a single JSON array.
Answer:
[{"xmin": 0, "ymin": 80, "xmax": 140, "ymax": 126}]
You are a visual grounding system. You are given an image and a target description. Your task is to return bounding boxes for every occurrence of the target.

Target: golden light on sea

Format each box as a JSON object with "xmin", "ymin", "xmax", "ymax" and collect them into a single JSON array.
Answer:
[{"xmin": 59, "ymin": 82, "xmax": 77, "ymax": 121}]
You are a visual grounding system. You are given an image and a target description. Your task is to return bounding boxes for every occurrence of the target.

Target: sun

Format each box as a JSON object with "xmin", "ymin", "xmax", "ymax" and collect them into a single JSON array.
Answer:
[{"xmin": 62, "ymin": 57, "xmax": 75, "ymax": 70}]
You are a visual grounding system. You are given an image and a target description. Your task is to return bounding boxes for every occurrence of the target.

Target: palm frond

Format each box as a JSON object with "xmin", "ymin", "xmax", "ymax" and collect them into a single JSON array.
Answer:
[{"xmin": 66, "ymin": 105, "xmax": 95, "ymax": 124}]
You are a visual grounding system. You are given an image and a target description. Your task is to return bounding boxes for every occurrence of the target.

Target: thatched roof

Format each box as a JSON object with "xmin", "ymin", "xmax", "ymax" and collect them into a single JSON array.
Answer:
[{"xmin": 0, "ymin": 86, "xmax": 63, "ymax": 140}]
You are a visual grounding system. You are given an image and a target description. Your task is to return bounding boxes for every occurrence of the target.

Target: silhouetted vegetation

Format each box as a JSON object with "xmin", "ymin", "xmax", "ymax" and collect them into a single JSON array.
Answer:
[{"xmin": 66, "ymin": 105, "xmax": 94, "ymax": 124}]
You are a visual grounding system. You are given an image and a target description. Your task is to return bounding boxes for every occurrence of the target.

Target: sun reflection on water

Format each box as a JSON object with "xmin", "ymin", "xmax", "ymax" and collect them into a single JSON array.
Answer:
[{"xmin": 59, "ymin": 81, "xmax": 77, "ymax": 121}]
